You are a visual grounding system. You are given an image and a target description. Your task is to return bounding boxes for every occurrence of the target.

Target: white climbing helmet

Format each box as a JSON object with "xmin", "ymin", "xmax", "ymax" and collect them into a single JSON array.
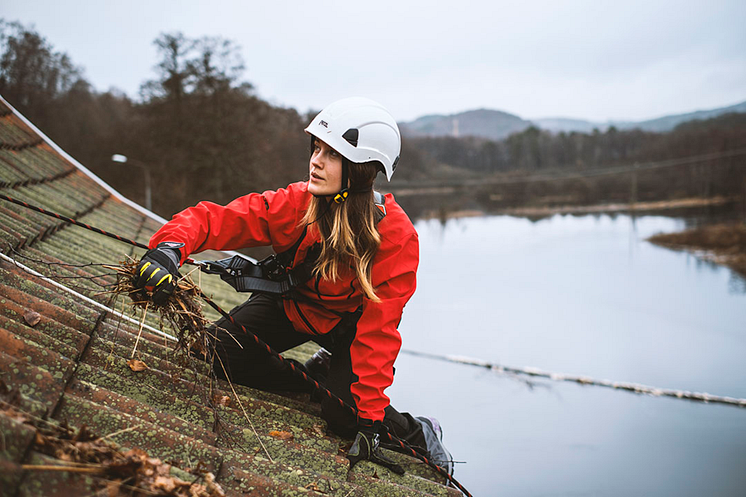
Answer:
[{"xmin": 305, "ymin": 97, "xmax": 401, "ymax": 181}]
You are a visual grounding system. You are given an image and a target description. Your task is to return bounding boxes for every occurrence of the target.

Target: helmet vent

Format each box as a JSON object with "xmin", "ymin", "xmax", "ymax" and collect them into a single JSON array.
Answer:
[{"xmin": 342, "ymin": 128, "xmax": 359, "ymax": 147}]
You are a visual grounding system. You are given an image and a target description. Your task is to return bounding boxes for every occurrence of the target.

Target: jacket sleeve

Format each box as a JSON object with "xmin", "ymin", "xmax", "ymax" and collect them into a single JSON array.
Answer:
[
  {"xmin": 149, "ymin": 182, "xmax": 308, "ymax": 264},
  {"xmin": 349, "ymin": 231, "xmax": 419, "ymax": 423}
]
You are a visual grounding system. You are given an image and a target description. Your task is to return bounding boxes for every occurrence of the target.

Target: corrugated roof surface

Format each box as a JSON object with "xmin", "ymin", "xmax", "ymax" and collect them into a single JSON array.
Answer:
[{"xmin": 0, "ymin": 96, "xmax": 459, "ymax": 496}]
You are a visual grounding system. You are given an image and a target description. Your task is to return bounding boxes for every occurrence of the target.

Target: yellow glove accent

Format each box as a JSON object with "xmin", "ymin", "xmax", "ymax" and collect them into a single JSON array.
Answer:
[
  {"xmin": 149, "ymin": 267, "xmax": 161, "ymax": 280},
  {"xmin": 139, "ymin": 262, "xmax": 152, "ymax": 275},
  {"xmin": 155, "ymin": 273, "xmax": 173, "ymax": 287}
]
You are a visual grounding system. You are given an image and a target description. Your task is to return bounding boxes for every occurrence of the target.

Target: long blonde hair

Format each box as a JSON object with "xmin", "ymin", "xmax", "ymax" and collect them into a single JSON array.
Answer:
[{"xmin": 302, "ymin": 158, "xmax": 382, "ymax": 302}]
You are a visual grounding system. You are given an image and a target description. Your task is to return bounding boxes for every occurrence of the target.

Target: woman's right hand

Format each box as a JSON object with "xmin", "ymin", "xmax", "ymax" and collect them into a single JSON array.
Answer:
[{"xmin": 135, "ymin": 242, "xmax": 183, "ymax": 305}]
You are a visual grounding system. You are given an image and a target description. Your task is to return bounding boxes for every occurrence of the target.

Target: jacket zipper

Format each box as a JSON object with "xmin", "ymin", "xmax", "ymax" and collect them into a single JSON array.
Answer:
[{"xmin": 293, "ymin": 299, "xmax": 320, "ymax": 335}]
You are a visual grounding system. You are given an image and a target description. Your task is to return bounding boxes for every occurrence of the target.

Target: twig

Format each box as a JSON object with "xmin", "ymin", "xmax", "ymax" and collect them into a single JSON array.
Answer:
[
  {"xmin": 98, "ymin": 424, "xmax": 142, "ymax": 441},
  {"xmin": 21, "ymin": 464, "xmax": 103, "ymax": 473},
  {"xmin": 131, "ymin": 301, "xmax": 149, "ymax": 359},
  {"xmin": 214, "ymin": 353, "xmax": 274, "ymax": 463},
  {"xmin": 177, "ymin": 298, "xmax": 200, "ymax": 334},
  {"xmin": 216, "ymin": 324, "xmax": 244, "ymax": 350},
  {"xmin": 183, "ymin": 265, "xmax": 200, "ymax": 280}
]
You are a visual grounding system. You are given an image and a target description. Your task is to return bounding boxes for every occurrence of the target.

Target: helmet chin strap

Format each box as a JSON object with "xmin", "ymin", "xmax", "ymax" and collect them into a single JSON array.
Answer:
[{"xmin": 333, "ymin": 158, "xmax": 350, "ymax": 203}]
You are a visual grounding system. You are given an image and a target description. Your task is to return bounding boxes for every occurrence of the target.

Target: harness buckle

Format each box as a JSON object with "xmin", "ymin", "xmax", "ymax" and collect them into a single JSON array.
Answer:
[{"xmin": 198, "ymin": 257, "xmax": 242, "ymax": 276}]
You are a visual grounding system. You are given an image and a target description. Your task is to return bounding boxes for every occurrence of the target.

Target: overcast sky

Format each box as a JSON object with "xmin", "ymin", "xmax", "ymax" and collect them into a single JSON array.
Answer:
[{"xmin": 4, "ymin": 0, "xmax": 745, "ymax": 123}]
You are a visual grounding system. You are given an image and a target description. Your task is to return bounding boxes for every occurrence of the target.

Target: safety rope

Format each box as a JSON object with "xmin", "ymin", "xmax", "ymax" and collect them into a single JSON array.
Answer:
[
  {"xmin": 197, "ymin": 292, "xmax": 470, "ymax": 495},
  {"xmin": 401, "ymin": 350, "xmax": 746, "ymax": 408},
  {"xmin": 0, "ymin": 194, "xmax": 473, "ymax": 496},
  {"xmin": 0, "ymin": 251, "xmax": 173, "ymax": 341}
]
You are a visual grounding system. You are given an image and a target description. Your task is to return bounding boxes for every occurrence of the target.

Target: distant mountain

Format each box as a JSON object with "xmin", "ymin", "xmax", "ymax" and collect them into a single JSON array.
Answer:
[
  {"xmin": 611, "ymin": 100, "xmax": 746, "ymax": 132},
  {"xmin": 534, "ymin": 100, "xmax": 746, "ymax": 134},
  {"xmin": 401, "ymin": 100, "xmax": 746, "ymax": 139},
  {"xmin": 400, "ymin": 108, "xmax": 532, "ymax": 141}
]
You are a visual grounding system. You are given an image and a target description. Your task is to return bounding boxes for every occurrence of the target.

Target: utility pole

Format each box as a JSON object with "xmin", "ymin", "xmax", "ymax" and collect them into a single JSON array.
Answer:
[
  {"xmin": 112, "ymin": 154, "xmax": 152, "ymax": 211},
  {"xmin": 629, "ymin": 162, "xmax": 638, "ymax": 211}
]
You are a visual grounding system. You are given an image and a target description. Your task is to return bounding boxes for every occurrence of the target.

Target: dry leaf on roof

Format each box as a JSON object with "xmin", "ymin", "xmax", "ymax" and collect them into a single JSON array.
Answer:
[
  {"xmin": 211, "ymin": 394, "xmax": 232, "ymax": 407},
  {"xmin": 269, "ymin": 430, "xmax": 294, "ymax": 441},
  {"xmin": 311, "ymin": 424, "xmax": 326, "ymax": 437},
  {"xmin": 23, "ymin": 310, "xmax": 41, "ymax": 326},
  {"xmin": 304, "ymin": 481, "xmax": 322, "ymax": 491},
  {"xmin": 154, "ymin": 475, "xmax": 177, "ymax": 492},
  {"xmin": 204, "ymin": 472, "xmax": 227, "ymax": 497},
  {"xmin": 105, "ymin": 480, "xmax": 121, "ymax": 497},
  {"xmin": 127, "ymin": 359, "xmax": 148, "ymax": 372}
]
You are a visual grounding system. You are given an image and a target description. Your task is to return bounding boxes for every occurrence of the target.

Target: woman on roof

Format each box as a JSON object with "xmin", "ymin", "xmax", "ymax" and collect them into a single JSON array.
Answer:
[{"xmin": 134, "ymin": 97, "xmax": 451, "ymax": 475}]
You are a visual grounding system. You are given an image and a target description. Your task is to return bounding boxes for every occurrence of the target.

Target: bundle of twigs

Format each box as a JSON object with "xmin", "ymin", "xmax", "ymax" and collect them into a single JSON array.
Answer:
[
  {"xmin": 106, "ymin": 257, "xmax": 212, "ymax": 362},
  {"xmin": 106, "ymin": 258, "xmax": 281, "ymax": 462}
]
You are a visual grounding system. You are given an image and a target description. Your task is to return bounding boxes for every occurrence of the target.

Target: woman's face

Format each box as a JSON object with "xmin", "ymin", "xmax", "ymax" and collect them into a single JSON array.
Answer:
[{"xmin": 308, "ymin": 138, "xmax": 344, "ymax": 196}]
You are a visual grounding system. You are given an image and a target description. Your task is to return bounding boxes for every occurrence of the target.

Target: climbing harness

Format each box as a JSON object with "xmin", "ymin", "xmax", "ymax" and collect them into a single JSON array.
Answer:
[
  {"xmin": 199, "ymin": 225, "xmax": 318, "ymax": 296},
  {"xmin": 0, "ymin": 193, "xmax": 472, "ymax": 496},
  {"xmin": 201, "ymin": 192, "xmax": 386, "ymax": 294}
]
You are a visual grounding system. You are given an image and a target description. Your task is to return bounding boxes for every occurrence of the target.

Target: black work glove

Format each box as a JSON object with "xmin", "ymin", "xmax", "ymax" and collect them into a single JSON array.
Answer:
[
  {"xmin": 135, "ymin": 242, "xmax": 183, "ymax": 305},
  {"xmin": 347, "ymin": 421, "xmax": 405, "ymax": 475}
]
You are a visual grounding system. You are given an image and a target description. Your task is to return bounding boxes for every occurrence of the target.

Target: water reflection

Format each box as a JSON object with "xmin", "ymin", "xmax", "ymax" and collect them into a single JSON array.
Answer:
[
  {"xmin": 387, "ymin": 210, "xmax": 746, "ymax": 496},
  {"xmin": 392, "ymin": 189, "xmax": 742, "ymax": 229}
]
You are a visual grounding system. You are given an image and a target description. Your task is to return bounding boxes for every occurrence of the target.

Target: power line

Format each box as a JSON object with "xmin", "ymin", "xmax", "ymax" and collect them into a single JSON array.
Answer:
[
  {"xmin": 400, "ymin": 349, "xmax": 746, "ymax": 408},
  {"xmin": 387, "ymin": 147, "xmax": 746, "ymax": 192}
]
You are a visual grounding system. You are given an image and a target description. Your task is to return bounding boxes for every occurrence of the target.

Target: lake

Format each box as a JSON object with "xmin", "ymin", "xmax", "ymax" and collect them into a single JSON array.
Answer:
[{"xmin": 387, "ymin": 212, "xmax": 746, "ymax": 496}]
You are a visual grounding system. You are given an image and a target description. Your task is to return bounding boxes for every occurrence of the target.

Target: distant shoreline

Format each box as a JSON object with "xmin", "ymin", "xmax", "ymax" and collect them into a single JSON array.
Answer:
[
  {"xmin": 497, "ymin": 196, "xmax": 735, "ymax": 217},
  {"xmin": 648, "ymin": 223, "xmax": 746, "ymax": 278},
  {"xmin": 417, "ymin": 196, "xmax": 737, "ymax": 221}
]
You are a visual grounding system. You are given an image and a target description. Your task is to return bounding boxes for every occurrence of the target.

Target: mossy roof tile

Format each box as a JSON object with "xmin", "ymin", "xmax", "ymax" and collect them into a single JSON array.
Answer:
[
  {"xmin": 16, "ymin": 452, "xmax": 99, "ymax": 497},
  {"xmin": 0, "ymin": 349, "xmax": 67, "ymax": 409},
  {"xmin": 0, "ymin": 96, "xmax": 457, "ymax": 496}
]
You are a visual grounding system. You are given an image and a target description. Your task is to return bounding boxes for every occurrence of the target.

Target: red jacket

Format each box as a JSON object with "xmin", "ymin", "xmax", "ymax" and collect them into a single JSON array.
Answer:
[{"xmin": 150, "ymin": 181, "xmax": 419, "ymax": 422}]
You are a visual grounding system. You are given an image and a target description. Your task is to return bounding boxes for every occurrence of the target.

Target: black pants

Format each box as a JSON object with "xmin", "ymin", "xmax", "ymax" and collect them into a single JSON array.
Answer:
[{"xmin": 209, "ymin": 293, "xmax": 428, "ymax": 452}]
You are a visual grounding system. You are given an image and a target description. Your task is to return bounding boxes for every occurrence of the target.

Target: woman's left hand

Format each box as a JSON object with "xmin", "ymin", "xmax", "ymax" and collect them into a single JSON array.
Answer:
[{"xmin": 347, "ymin": 425, "xmax": 404, "ymax": 475}]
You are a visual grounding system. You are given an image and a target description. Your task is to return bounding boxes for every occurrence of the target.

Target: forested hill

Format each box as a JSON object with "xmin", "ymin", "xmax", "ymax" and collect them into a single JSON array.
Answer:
[
  {"xmin": 532, "ymin": 101, "xmax": 746, "ymax": 134},
  {"xmin": 611, "ymin": 100, "xmax": 746, "ymax": 133},
  {"xmin": 400, "ymin": 100, "xmax": 746, "ymax": 139},
  {"xmin": 404, "ymin": 112, "xmax": 746, "ymax": 177}
]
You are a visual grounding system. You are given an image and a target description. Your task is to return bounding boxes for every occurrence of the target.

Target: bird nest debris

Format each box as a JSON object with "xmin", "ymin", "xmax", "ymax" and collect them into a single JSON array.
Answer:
[
  {"xmin": 107, "ymin": 257, "xmax": 212, "ymax": 360},
  {"xmin": 1, "ymin": 382, "xmax": 225, "ymax": 496}
]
